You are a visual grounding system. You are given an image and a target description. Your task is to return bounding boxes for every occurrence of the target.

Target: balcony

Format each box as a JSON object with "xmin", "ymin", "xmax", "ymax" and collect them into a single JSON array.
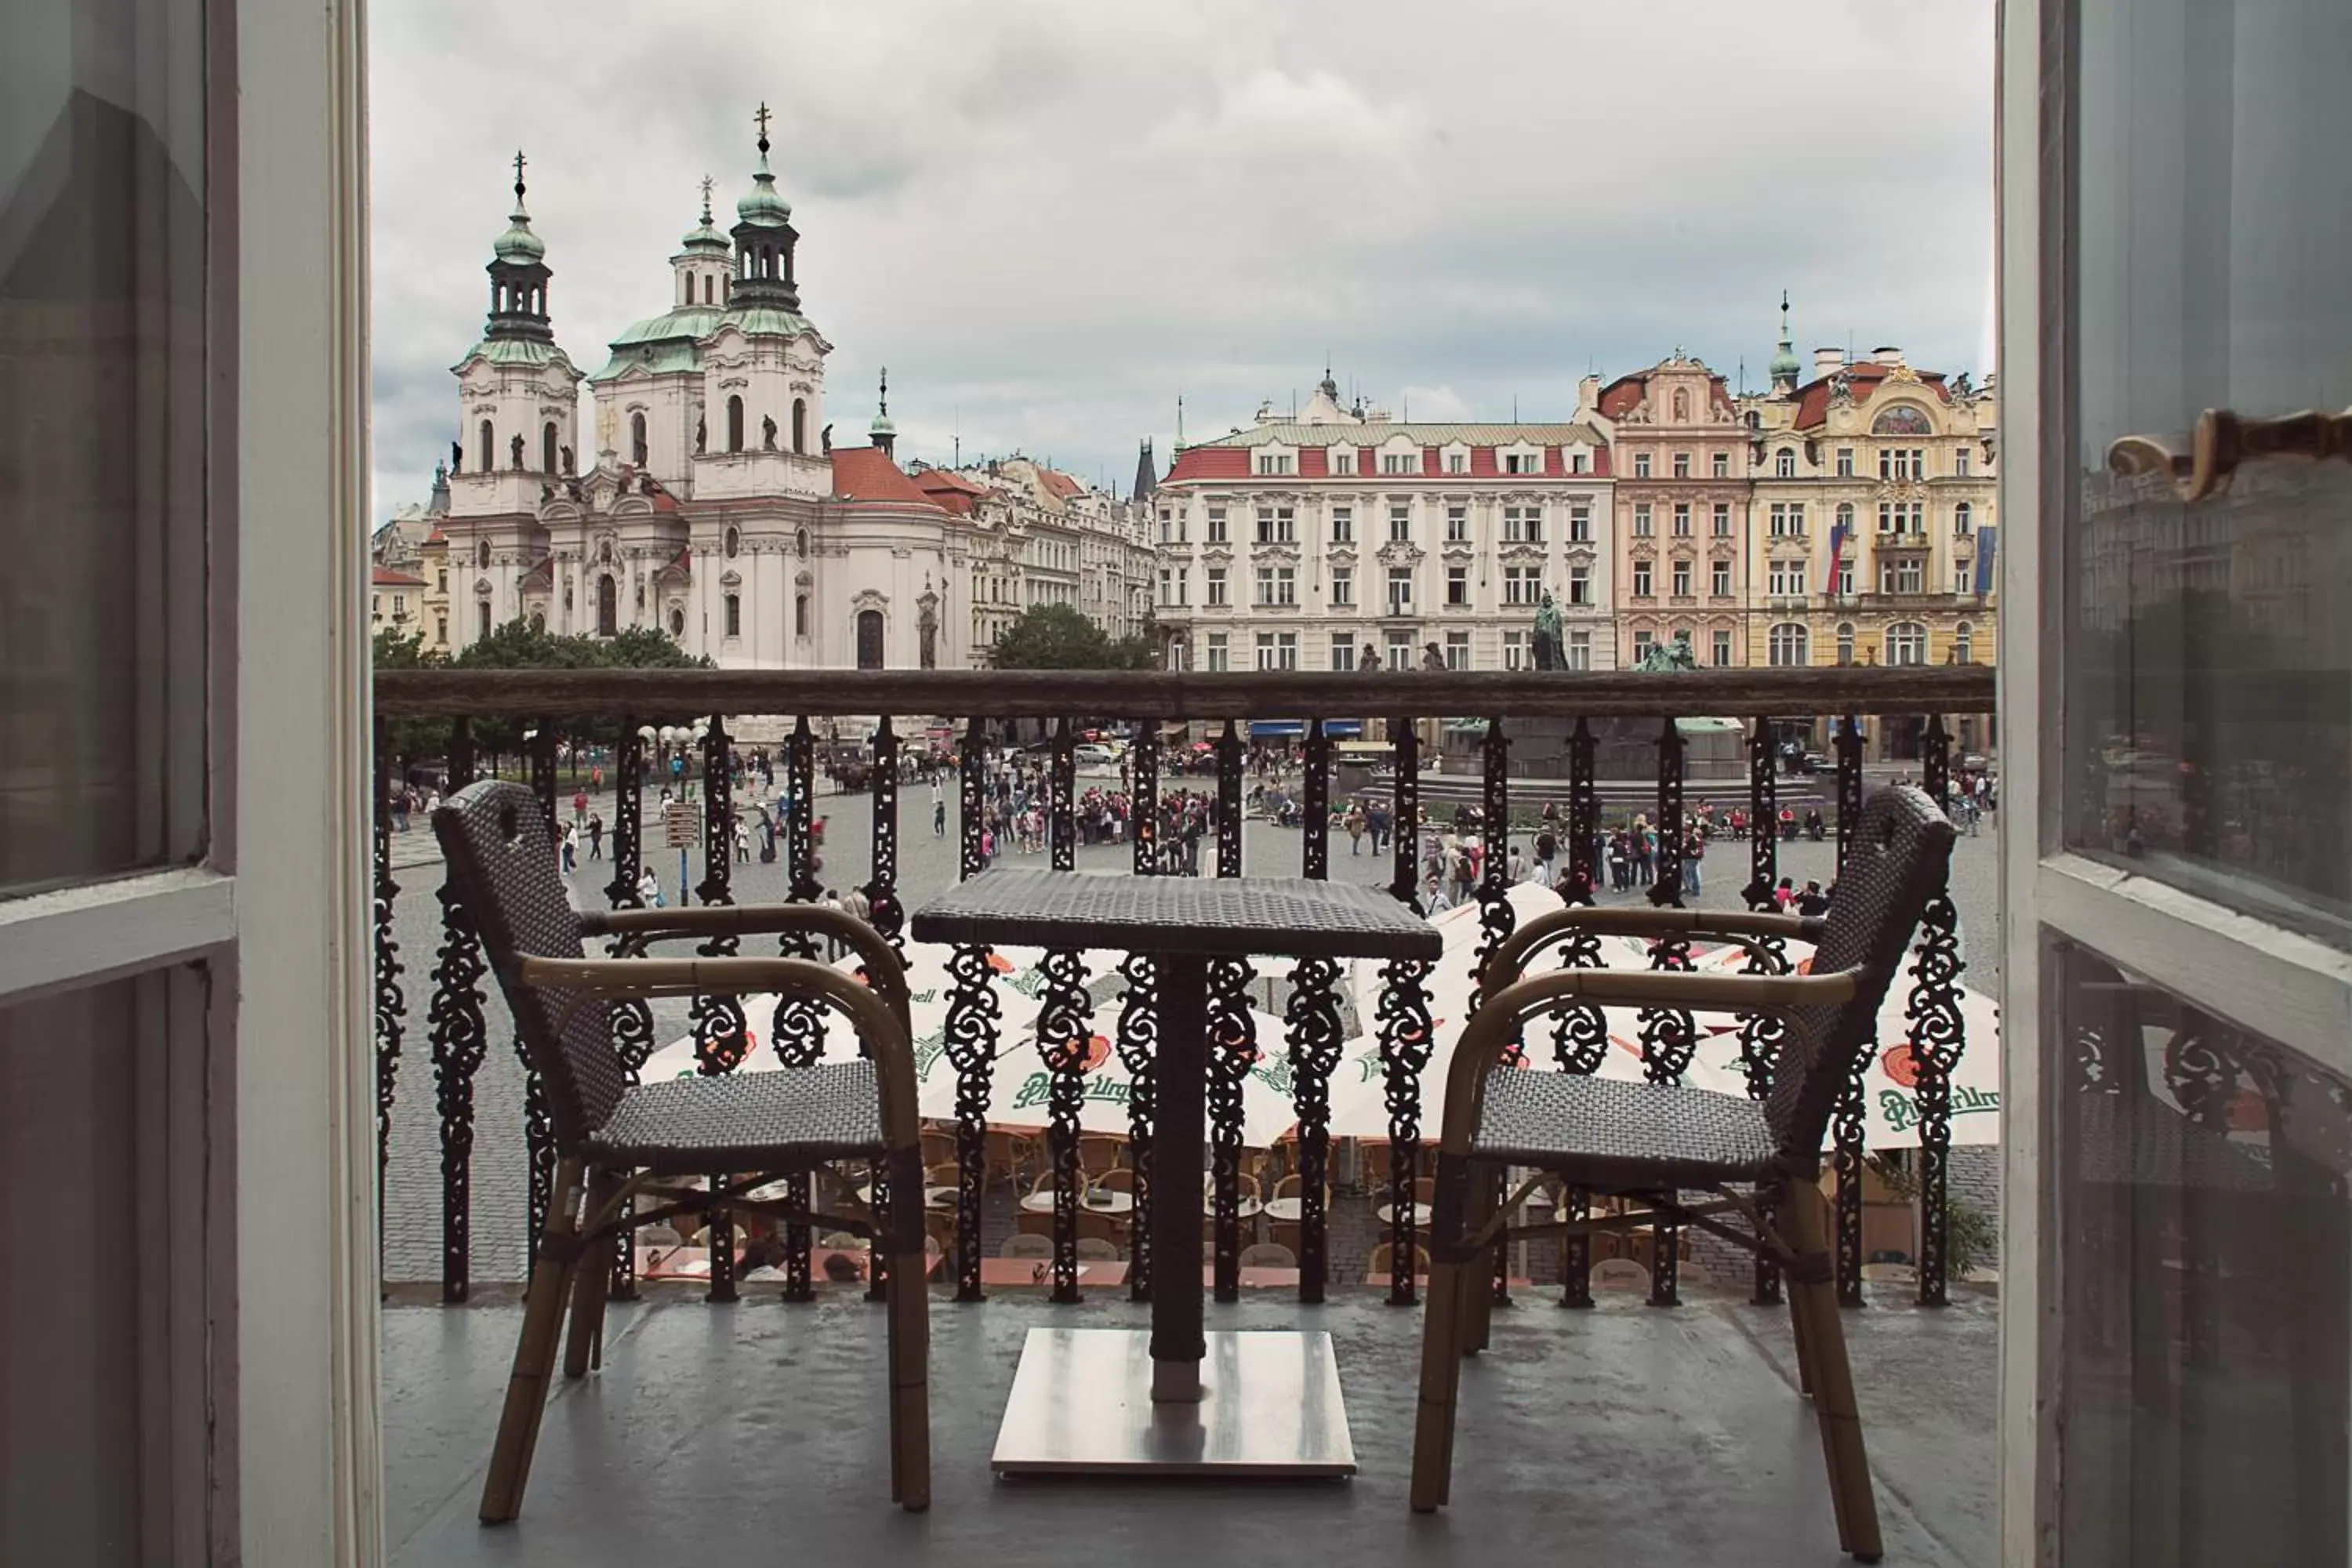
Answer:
[{"xmin": 372, "ymin": 665, "xmax": 1998, "ymax": 1567}]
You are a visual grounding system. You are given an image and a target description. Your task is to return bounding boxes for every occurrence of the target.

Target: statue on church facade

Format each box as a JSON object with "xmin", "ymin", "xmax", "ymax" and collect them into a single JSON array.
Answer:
[
  {"xmin": 1635, "ymin": 630, "xmax": 1701, "ymax": 673},
  {"xmin": 917, "ymin": 595, "xmax": 938, "ymax": 669},
  {"xmin": 510, "ymin": 433, "xmax": 524, "ymax": 469},
  {"xmin": 450, "ymin": 440, "xmax": 463, "ymax": 474},
  {"xmin": 820, "ymin": 423, "xmax": 833, "ymax": 456},
  {"xmin": 1530, "ymin": 588, "xmax": 1566, "ymax": 671},
  {"xmin": 694, "ymin": 416, "xmax": 706, "ymax": 454},
  {"xmin": 559, "ymin": 444, "xmax": 574, "ymax": 475},
  {"xmin": 760, "ymin": 415, "xmax": 778, "ymax": 450}
]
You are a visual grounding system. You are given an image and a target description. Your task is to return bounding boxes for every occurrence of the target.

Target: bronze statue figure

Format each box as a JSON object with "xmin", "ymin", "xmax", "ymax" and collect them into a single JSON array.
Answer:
[
  {"xmin": 1531, "ymin": 588, "xmax": 1566, "ymax": 671},
  {"xmin": 761, "ymin": 415, "xmax": 778, "ymax": 450}
]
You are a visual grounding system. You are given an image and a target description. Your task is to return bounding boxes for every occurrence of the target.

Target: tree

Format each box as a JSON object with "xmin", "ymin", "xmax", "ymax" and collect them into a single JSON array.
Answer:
[{"xmin": 989, "ymin": 602, "xmax": 1155, "ymax": 671}]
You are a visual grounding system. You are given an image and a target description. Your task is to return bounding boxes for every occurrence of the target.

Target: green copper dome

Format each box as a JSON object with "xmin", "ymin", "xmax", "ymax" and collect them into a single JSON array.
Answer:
[
  {"xmin": 680, "ymin": 176, "xmax": 729, "ymax": 252},
  {"xmin": 494, "ymin": 203, "xmax": 545, "ymax": 264},
  {"xmin": 1768, "ymin": 291, "xmax": 1802, "ymax": 385},
  {"xmin": 736, "ymin": 147, "xmax": 792, "ymax": 227}
]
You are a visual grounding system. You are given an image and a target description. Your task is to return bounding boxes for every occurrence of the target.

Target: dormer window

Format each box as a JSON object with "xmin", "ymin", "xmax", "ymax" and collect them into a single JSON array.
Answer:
[{"xmin": 1254, "ymin": 450, "xmax": 1294, "ymax": 476}]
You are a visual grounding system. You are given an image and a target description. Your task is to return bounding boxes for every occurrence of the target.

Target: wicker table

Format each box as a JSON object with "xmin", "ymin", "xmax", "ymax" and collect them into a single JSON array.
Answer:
[{"xmin": 912, "ymin": 869, "xmax": 1438, "ymax": 1478}]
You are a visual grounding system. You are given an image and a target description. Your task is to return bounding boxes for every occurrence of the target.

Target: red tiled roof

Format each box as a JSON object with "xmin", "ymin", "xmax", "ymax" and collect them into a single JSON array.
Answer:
[
  {"xmin": 1034, "ymin": 467, "xmax": 1084, "ymax": 500},
  {"xmin": 912, "ymin": 467, "xmax": 989, "ymax": 517},
  {"xmin": 1162, "ymin": 446, "xmax": 1252, "ymax": 483},
  {"xmin": 831, "ymin": 445, "xmax": 947, "ymax": 510},
  {"xmin": 372, "ymin": 565, "xmax": 426, "ymax": 587}
]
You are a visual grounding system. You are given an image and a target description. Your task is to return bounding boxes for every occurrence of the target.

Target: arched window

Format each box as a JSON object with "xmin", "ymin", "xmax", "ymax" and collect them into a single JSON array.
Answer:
[
  {"xmin": 1871, "ymin": 405, "xmax": 1935, "ymax": 436},
  {"xmin": 668, "ymin": 607, "xmax": 686, "ymax": 637},
  {"xmin": 630, "ymin": 412, "xmax": 648, "ymax": 467},
  {"xmin": 702, "ymin": 275, "xmax": 713, "ymax": 304},
  {"xmin": 855, "ymin": 609, "xmax": 885, "ymax": 670},
  {"xmin": 795, "ymin": 593, "xmax": 810, "ymax": 639},
  {"xmin": 724, "ymin": 526, "xmax": 740, "ymax": 558},
  {"xmin": 1835, "ymin": 501, "xmax": 1855, "ymax": 535},
  {"xmin": 1836, "ymin": 621, "xmax": 1856, "ymax": 666},
  {"xmin": 541, "ymin": 421, "xmax": 557, "ymax": 474},
  {"xmin": 1671, "ymin": 388, "xmax": 1690, "ymax": 422},
  {"xmin": 724, "ymin": 593, "xmax": 741, "ymax": 638},
  {"xmin": 791, "ymin": 398, "xmax": 807, "ymax": 454},
  {"xmin": 1886, "ymin": 620, "xmax": 1928, "ymax": 666},
  {"xmin": 1954, "ymin": 621, "xmax": 1974, "ymax": 664},
  {"xmin": 595, "ymin": 575, "xmax": 617, "ymax": 637},
  {"xmin": 1768, "ymin": 622, "xmax": 1809, "ymax": 666},
  {"xmin": 1953, "ymin": 500, "xmax": 1973, "ymax": 535},
  {"xmin": 477, "ymin": 419, "xmax": 494, "ymax": 474},
  {"xmin": 1775, "ymin": 448, "xmax": 1796, "ymax": 478},
  {"xmin": 726, "ymin": 395, "xmax": 745, "ymax": 453},
  {"xmin": 530, "ymin": 611, "xmax": 546, "ymax": 632}
]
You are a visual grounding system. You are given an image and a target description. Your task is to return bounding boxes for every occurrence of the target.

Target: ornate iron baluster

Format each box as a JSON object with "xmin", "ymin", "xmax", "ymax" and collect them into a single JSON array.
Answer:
[
  {"xmin": 1036, "ymin": 717, "xmax": 1092, "ymax": 1302},
  {"xmin": 771, "ymin": 716, "xmax": 825, "ymax": 1303},
  {"xmin": 943, "ymin": 717, "xmax": 1000, "ymax": 1301},
  {"xmin": 373, "ymin": 720, "xmax": 405, "ymax": 1274},
  {"xmin": 685, "ymin": 718, "xmax": 746, "ymax": 1303},
  {"xmin": 427, "ymin": 720, "xmax": 487, "ymax": 1301},
  {"xmin": 1907, "ymin": 716, "xmax": 1965, "ymax": 1306},
  {"xmin": 1116, "ymin": 724, "xmax": 1161, "ymax": 1301},
  {"xmin": 1638, "ymin": 717, "xmax": 1693, "ymax": 1306},
  {"xmin": 520, "ymin": 728, "xmax": 561, "ymax": 1265},
  {"xmin": 1548, "ymin": 716, "xmax": 1606, "ymax": 1306},
  {"xmin": 1287, "ymin": 720, "xmax": 1344, "ymax": 1301},
  {"xmin": 1738, "ymin": 720, "xmax": 1790, "ymax": 1305},
  {"xmin": 1831, "ymin": 713, "xmax": 1871, "ymax": 1306},
  {"xmin": 1472, "ymin": 719, "xmax": 1516, "ymax": 1305},
  {"xmin": 1379, "ymin": 716, "xmax": 1433, "ymax": 1305},
  {"xmin": 1207, "ymin": 719, "xmax": 1256, "ymax": 1303},
  {"xmin": 862, "ymin": 717, "xmax": 903, "ymax": 1301},
  {"xmin": 604, "ymin": 724, "xmax": 655, "ymax": 1302}
]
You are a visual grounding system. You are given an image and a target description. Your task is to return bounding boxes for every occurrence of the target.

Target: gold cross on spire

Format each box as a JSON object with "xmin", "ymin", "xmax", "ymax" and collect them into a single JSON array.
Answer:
[
  {"xmin": 699, "ymin": 173, "xmax": 713, "ymax": 220},
  {"xmin": 512, "ymin": 148, "xmax": 527, "ymax": 197},
  {"xmin": 753, "ymin": 101, "xmax": 773, "ymax": 150}
]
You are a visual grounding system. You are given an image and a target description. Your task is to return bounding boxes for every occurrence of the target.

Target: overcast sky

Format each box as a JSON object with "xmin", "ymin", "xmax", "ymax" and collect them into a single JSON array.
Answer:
[{"xmin": 368, "ymin": 0, "xmax": 1994, "ymax": 519}]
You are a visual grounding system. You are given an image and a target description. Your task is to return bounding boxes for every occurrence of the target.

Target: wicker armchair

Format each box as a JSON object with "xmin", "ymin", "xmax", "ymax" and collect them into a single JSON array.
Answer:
[
  {"xmin": 1410, "ymin": 785, "xmax": 1956, "ymax": 1563},
  {"xmin": 432, "ymin": 781, "xmax": 929, "ymax": 1522}
]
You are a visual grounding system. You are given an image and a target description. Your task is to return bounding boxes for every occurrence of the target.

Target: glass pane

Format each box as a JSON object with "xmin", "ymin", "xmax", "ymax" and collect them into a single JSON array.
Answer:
[
  {"xmin": 2049, "ymin": 938, "xmax": 2349, "ymax": 1568},
  {"xmin": 0, "ymin": 978, "xmax": 149, "ymax": 1565},
  {"xmin": 2064, "ymin": 0, "xmax": 2352, "ymax": 939},
  {"xmin": 0, "ymin": 0, "xmax": 210, "ymax": 895}
]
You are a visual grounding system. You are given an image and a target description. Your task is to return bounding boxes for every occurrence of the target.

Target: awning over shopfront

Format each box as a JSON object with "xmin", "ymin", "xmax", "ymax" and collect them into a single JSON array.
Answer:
[{"xmin": 1247, "ymin": 720, "xmax": 1366, "ymax": 739}]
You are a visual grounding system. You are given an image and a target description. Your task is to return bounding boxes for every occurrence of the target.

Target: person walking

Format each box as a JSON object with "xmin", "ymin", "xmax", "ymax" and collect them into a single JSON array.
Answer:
[
  {"xmin": 572, "ymin": 788, "xmax": 589, "ymax": 827},
  {"xmin": 561, "ymin": 822, "xmax": 578, "ymax": 873},
  {"xmin": 734, "ymin": 816, "xmax": 750, "ymax": 864},
  {"xmin": 636, "ymin": 866, "xmax": 662, "ymax": 908},
  {"xmin": 1681, "ymin": 827, "xmax": 1703, "ymax": 895},
  {"xmin": 587, "ymin": 813, "xmax": 604, "ymax": 860},
  {"xmin": 934, "ymin": 796, "xmax": 947, "ymax": 837},
  {"xmin": 1345, "ymin": 804, "xmax": 1367, "ymax": 855}
]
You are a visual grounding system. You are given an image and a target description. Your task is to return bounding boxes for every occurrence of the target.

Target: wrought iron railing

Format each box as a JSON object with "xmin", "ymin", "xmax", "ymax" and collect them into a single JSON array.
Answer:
[{"xmin": 373, "ymin": 666, "xmax": 1992, "ymax": 1311}]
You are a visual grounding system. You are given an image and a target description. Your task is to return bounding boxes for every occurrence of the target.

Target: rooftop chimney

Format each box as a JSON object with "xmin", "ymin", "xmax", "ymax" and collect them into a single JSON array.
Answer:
[
  {"xmin": 1576, "ymin": 373, "xmax": 1600, "ymax": 415},
  {"xmin": 1872, "ymin": 346, "xmax": 1904, "ymax": 367},
  {"xmin": 1813, "ymin": 347, "xmax": 1846, "ymax": 379}
]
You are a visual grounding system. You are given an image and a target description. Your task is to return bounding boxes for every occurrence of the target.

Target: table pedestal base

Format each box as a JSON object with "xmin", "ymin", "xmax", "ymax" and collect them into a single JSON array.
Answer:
[{"xmin": 990, "ymin": 1327, "xmax": 1356, "ymax": 1477}]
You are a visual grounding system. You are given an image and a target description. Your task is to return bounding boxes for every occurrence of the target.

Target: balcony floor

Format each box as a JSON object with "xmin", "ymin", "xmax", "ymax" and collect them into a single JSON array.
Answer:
[{"xmin": 386, "ymin": 1282, "xmax": 1995, "ymax": 1567}]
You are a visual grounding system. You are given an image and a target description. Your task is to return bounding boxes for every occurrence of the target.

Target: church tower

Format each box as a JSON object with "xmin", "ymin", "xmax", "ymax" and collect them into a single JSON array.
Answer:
[
  {"xmin": 1768, "ymin": 290, "xmax": 1803, "ymax": 397},
  {"xmin": 446, "ymin": 151, "xmax": 582, "ymax": 643},
  {"xmin": 695, "ymin": 105, "xmax": 832, "ymax": 502}
]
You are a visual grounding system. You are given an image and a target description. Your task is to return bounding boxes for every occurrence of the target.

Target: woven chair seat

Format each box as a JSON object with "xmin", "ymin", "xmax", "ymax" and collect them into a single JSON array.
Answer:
[
  {"xmin": 2074, "ymin": 1091, "xmax": 2277, "ymax": 1192},
  {"xmin": 1472, "ymin": 1068, "xmax": 1780, "ymax": 1189},
  {"xmin": 586, "ymin": 1061, "xmax": 884, "ymax": 1174}
]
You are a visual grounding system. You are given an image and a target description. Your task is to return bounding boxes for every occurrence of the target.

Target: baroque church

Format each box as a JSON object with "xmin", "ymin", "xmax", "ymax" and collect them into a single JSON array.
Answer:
[{"xmin": 437, "ymin": 115, "xmax": 959, "ymax": 673}]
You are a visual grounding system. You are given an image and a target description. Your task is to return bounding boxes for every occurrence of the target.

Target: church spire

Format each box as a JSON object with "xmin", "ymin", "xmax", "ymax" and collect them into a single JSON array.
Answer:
[
  {"xmin": 869, "ymin": 365, "xmax": 896, "ymax": 458},
  {"xmin": 485, "ymin": 149, "xmax": 553, "ymax": 342},
  {"xmin": 1132, "ymin": 437, "xmax": 1157, "ymax": 503},
  {"xmin": 729, "ymin": 102, "xmax": 802, "ymax": 311},
  {"xmin": 1767, "ymin": 289, "xmax": 1802, "ymax": 394}
]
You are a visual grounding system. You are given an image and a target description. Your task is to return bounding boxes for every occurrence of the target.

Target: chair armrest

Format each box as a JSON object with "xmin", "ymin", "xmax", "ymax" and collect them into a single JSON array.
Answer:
[
  {"xmin": 575, "ymin": 904, "xmax": 907, "ymax": 1025},
  {"xmin": 515, "ymin": 954, "xmax": 921, "ymax": 1147},
  {"xmin": 1481, "ymin": 906, "xmax": 1824, "ymax": 993},
  {"xmin": 1433, "ymin": 966, "xmax": 1857, "ymax": 1156}
]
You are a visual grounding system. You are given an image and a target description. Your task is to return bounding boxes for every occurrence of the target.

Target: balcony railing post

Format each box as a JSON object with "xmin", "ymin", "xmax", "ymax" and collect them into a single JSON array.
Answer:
[
  {"xmin": 373, "ymin": 717, "xmax": 405, "ymax": 1279},
  {"xmin": 863, "ymin": 716, "xmax": 903, "ymax": 1302},
  {"xmin": 604, "ymin": 723, "xmax": 655, "ymax": 1302},
  {"xmin": 1832, "ymin": 713, "xmax": 1871, "ymax": 1307},
  {"xmin": 1286, "ymin": 719, "xmax": 1343, "ymax": 1302},
  {"xmin": 1207, "ymin": 719, "xmax": 1255, "ymax": 1303},
  {"xmin": 1638, "ymin": 717, "xmax": 1694, "ymax": 1307},
  {"xmin": 692, "ymin": 716, "xmax": 746, "ymax": 1303},
  {"xmin": 1554, "ymin": 716, "xmax": 1603, "ymax": 1308},
  {"xmin": 1474, "ymin": 718, "xmax": 1516, "ymax": 1307},
  {"xmin": 1908, "ymin": 714, "xmax": 1965, "ymax": 1306},
  {"xmin": 521, "ymin": 727, "xmax": 561, "ymax": 1267},
  {"xmin": 944, "ymin": 717, "xmax": 1000, "ymax": 1301},
  {"xmin": 1116, "ymin": 723, "xmax": 1160, "ymax": 1301},
  {"xmin": 427, "ymin": 717, "xmax": 487, "ymax": 1302},
  {"xmin": 772, "ymin": 716, "xmax": 825, "ymax": 1303},
  {"xmin": 1378, "ymin": 714, "xmax": 1433, "ymax": 1305},
  {"xmin": 1739, "ymin": 719, "xmax": 1790, "ymax": 1307},
  {"xmin": 1037, "ymin": 717, "xmax": 1091, "ymax": 1304}
]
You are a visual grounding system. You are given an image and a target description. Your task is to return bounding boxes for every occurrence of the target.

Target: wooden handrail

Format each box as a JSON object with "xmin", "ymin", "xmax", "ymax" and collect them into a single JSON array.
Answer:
[{"xmin": 375, "ymin": 665, "xmax": 1994, "ymax": 720}]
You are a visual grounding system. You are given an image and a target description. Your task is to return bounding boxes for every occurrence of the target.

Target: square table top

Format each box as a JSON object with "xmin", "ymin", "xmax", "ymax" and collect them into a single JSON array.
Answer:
[{"xmin": 909, "ymin": 870, "xmax": 1443, "ymax": 963}]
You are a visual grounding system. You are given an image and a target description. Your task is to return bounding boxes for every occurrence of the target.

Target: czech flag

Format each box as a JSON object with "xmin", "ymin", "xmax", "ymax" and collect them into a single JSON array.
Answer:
[{"xmin": 1824, "ymin": 517, "xmax": 1850, "ymax": 595}]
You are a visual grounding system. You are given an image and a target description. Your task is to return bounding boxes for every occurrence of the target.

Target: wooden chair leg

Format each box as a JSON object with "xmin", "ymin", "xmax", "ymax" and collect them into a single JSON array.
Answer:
[
  {"xmin": 884, "ymin": 1153, "xmax": 932, "ymax": 1512},
  {"xmin": 1461, "ymin": 1166, "xmax": 1497, "ymax": 1356},
  {"xmin": 1410, "ymin": 1250, "xmax": 1468, "ymax": 1512},
  {"xmin": 1786, "ymin": 1179, "xmax": 1882, "ymax": 1562},
  {"xmin": 481, "ymin": 1160, "xmax": 586, "ymax": 1525},
  {"xmin": 564, "ymin": 1171, "xmax": 625, "ymax": 1379}
]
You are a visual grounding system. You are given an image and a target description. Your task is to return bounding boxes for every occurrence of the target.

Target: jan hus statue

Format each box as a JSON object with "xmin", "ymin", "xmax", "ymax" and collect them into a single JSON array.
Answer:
[{"xmin": 1530, "ymin": 588, "xmax": 1567, "ymax": 671}]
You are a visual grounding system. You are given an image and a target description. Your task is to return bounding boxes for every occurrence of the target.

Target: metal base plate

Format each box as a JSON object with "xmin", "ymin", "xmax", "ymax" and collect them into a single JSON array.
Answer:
[{"xmin": 991, "ymin": 1327, "xmax": 1356, "ymax": 1477}]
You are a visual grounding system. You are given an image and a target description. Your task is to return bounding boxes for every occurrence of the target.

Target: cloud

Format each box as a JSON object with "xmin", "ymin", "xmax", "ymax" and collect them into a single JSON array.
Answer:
[{"xmin": 366, "ymin": 0, "xmax": 1994, "ymax": 518}]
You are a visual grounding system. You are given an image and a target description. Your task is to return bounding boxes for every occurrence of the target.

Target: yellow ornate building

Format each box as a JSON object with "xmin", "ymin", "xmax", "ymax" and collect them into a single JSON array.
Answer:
[{"xmin": 1740, "ymin": 301, "xmax": 1998, "ymax": 759}]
